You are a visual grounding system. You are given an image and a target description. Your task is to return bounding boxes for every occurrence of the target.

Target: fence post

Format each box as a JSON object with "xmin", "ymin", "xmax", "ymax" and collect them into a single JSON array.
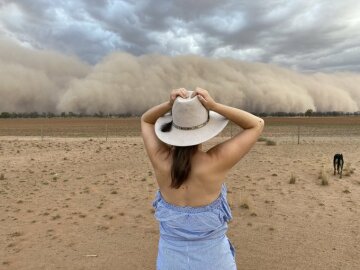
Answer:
[
  {"xmin": 105, "ymin": 124, "xmax": 108, "ymax": 141},
  {"xmin": 297, "ymin": 125, "xmax": 300, "ymax": 145}
]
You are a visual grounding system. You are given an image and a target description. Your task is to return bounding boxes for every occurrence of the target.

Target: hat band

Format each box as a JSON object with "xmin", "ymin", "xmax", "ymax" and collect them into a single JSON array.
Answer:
[{"xmin": 172, "ymin": 112, "xmax": 210, "ymax": 130}]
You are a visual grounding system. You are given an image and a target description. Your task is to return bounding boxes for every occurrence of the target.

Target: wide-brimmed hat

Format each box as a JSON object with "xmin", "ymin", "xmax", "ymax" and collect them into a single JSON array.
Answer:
[{"xmin": 155, "ymin": 90, "xmax": 229, "ymax": 146}]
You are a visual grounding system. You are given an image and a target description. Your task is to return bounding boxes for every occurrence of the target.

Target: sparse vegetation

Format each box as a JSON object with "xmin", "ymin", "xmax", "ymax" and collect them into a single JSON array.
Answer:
[
  {"xmin": 343, "ymin": 162, "xmax": 355, "ymax": 177},
  {"xmin": 319, "ymin": 169, "xmax": 329, "ymax": 185},
  {"xmin": 240, "ymin": 203, "xmax": 249, "ymax": 209},
  {"xmin": 0, "ymin": 173, "xmax": 4, "ymax": 180},
  {"xmin": 258, "ymin": 137, "xmax": 277, "ymax": 145},
  {"xmin": 289, "ymin": 173, "xmax": 296, "ymax": 184},
  {"xmin": 1, "ymin": 116, "xmax": 360, "ymax": 270},
  {"xmin": 266, "ymin": 139, "xmax": 277, "ymax": 146}
]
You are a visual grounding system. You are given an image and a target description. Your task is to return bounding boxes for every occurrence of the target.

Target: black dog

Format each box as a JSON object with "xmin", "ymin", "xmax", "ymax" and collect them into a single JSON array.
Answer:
[{"xmin": 333, "ymin": 154, "xmax": 344, "ymax": 178}]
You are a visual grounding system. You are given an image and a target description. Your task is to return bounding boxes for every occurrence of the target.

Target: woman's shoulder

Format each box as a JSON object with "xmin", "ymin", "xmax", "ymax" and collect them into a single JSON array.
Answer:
[{"xmin": 192, "ymin": 150, "xmax": 228, "ymax": 179}]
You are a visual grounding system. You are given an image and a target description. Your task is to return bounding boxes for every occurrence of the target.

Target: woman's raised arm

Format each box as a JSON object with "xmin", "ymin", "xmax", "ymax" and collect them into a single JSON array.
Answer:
[
  {"xmin": 194, "ymin": 87, "xmax": 264, "ymax": 172},
  {"xmin": 141, "ymin": 88, "xmax": 189, "ymax": 167}
]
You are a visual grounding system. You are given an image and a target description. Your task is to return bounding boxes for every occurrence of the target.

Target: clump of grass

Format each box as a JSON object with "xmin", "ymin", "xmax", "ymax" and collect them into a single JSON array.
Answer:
[
  {"xmin": 51, "ymin": 214, "xmax": 61, "ymax": 220},
  {"xmin": 289, "ymin": 173, "xmax": 296, "ymax": 184},
  {"xmin": 266, "ymin": 139, "xmax": 276, "ymax": 146},
  {"xmin": 343, "ymin": 162, "xmax": 355, "ymax": 177},
  {"xmin": 258, "ymin": 137, "xmax": 277, "ymax": 145},
  {"xmin": 318, "ymin": 169, "xmax": 328, "ymax": 186},
  {"xmin": 240, "ymin": 203, "xmax": 249, "ymax": 209},
  {"xmin": 9, "ymin": 231, "xmax": 23, "ymax": 237},
  {"xmin": 0, "ymin": 173, "xmax": 5, "ymax": 180}
]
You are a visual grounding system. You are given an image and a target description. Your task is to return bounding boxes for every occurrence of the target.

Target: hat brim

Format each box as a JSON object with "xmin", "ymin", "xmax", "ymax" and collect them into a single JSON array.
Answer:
[{"xmin": 155, "ymin": 111, "xmax": 229, "ymax": 146}]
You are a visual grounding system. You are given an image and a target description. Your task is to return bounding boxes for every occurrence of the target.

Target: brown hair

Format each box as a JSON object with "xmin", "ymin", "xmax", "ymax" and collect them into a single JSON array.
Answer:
[
  {"xmin": 161, "ymin": 121, "xmax": 198, "ymax": 189},
  {"xmin": 170, "ymin": 145, "xmax": 198, "ymax": 188}
]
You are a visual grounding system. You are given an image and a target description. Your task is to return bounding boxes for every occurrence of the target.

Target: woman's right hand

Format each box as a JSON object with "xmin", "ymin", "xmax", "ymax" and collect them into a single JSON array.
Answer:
[
  {"xmin": 192, "ymin": 87, "xmax": 217, "ymax": 110},
  {"xmin": 170, "ymin": 88, "xmax": 188, "ymax": 106}
]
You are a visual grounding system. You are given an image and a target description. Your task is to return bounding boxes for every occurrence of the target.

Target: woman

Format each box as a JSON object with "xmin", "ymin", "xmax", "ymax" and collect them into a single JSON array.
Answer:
[{"xmin": 141, "ymin": 87, "xmax": 264, "ymax": 269}]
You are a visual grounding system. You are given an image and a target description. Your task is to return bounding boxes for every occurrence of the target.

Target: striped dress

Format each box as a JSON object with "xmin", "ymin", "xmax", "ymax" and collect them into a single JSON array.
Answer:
[{"xmin": 152, "ymin": 183, "xmax": 237, "ymax": 270}]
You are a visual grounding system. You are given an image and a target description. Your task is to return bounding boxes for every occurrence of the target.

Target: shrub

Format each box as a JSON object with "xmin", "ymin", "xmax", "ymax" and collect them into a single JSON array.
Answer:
[
  {"xmin": 289, "ymin": 173, "xmax": 296, "ymax": 184},
  {"xmin": 343, "ymin": 162, "xmax": 355, "ymax": 177},
  {"xmin": 319, "ymin": 169, "xmax": 328, "ymax": 185},
  {"xmin": 266, "ymin": 140, "xmax": 276, "ymax": 146}
]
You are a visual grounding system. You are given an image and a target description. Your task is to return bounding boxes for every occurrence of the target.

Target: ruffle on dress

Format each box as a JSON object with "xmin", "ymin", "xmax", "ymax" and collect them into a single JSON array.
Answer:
[{"xmin": 152, "ymin": 183, "xmax": 232, "ymax": 241}]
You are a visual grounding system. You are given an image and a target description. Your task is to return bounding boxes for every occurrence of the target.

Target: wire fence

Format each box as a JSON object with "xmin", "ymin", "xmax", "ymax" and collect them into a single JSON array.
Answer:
[{"xmin": 0, "ymin": 118, "xmax": 359, "ymax": 143}]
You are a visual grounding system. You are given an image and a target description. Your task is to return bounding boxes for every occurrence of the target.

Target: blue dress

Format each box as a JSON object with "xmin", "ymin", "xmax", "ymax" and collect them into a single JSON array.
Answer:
[{"xmin": 152, "ymin": 183, "xmax": 237, "ymax": 270}]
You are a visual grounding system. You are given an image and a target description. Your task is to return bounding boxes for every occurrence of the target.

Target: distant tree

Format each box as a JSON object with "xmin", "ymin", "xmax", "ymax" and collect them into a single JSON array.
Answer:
[
  {"xmin": 60, "ymin": 112, "xmax": 67, "ymax": 117},
  {"xmin": 29, "ymin": 111, "xmax": 39, "ymax": 118},
  {"xmin": 258, "ymin": 112, "xmax": 268, "ymax": 117},
  {"xmin": 10, "ymin": 112, "xmax": 18, "ymax": 118},
  {"xmin": 305, "ymin": 109, "xmax": 313, "ymax": 117},
  {"xmin": 0, "ymin": 112, "xmax": 10, "ymax": 118},
  {"xmin": 93, "ymin": 111, "xmax": 104, "ymax": 117}
]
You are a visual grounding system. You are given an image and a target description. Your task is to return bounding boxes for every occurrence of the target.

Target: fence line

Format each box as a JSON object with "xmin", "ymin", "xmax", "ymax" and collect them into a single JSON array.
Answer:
[{"xmin": 1, "ymin": 121, "xmax": 360, "ymax": 143}]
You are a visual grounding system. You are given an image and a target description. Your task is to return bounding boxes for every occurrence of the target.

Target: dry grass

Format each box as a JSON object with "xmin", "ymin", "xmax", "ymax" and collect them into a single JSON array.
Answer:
[
  {"xmin": 258, "ymin": 137, "xmax": 267, "ymax": 142},
  {"xmin": 343, "ymin": 162, "xmax": 355, "ymax": 177},
  {"xmin": 289, "ymin": 173, "xmax": 296, "ymax": 184},
  {"xmin": 1, "ymin": 116, "xmax": 360, "ymax": 138},
  {"xmin": 266, "ymin": 139, "xmax": 277, "ymax": 146},
  {"xmin": 318, "ymin": 169, "xmax": 329, "ymax": 186},
  {"xmin": 258, "ymin": 136, "xmax": 277, "ymax": 145}
]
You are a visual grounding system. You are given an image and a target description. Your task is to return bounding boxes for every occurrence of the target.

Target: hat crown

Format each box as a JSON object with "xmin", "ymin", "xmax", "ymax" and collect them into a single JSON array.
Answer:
[{"xmin": 172, "ymin": 91, "xmax": 208, "ymax": 129}]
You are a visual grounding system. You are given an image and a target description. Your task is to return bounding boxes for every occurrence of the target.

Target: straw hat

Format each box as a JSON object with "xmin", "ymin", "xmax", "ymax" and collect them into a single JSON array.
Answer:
[{"xmin": 155, "ymin": 90, "xmax": 229, "ymax": 146}]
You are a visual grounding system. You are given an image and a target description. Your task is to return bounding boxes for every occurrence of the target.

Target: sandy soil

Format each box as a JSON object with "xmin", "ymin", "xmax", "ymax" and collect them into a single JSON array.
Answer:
[{"xmin": 1, "ymin": 134, "xmax": 360, "ymax": 270}]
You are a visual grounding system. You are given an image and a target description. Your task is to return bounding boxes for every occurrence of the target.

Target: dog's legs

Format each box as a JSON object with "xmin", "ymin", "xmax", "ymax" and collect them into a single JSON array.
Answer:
[{"xmin": 340, "ymin": 157, "xmax": 344, "ymax": 179}]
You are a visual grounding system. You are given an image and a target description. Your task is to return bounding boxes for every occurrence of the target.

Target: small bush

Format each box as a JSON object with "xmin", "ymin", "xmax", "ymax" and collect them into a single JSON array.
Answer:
[
  {"xmin": 0, "ymin": 173, "xmax": 5, "ymax": 180},
  {"xmin": 343, "ymin": 162, "xmax": 355, "ymax": 177},
  {"xmin": 319, "ymin": 169, "xmax": 328, "ymax": 186},
  {"xmin": 266, "ymin": 140, "xmax": 276, "ymax": 146},
  {"xmin": 289, "ymin": 173, "xmax": 296, "ymax": 184},
  {"xmin": 258, "ymin": 137, "xmax": 267, "ymax": 142},
  {"xmin": 240, "ymin": 203, "xmax": 249, "ymax": 209}
]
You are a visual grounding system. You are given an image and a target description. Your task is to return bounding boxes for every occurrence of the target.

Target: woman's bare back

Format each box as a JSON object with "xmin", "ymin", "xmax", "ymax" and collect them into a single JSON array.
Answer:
[{"xmin": 155, "ymin": 148, "xmax": 227, "ymax": 207}]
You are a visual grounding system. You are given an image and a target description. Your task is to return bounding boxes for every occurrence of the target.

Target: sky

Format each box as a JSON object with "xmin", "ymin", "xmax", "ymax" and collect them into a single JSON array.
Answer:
[
  {"xmin": 1, "ymin": 0, "xmax": 360, "ymax": 114},
  {"xmin": 1, "ymin": 0, "xmax": 360, "ymax": 72}
]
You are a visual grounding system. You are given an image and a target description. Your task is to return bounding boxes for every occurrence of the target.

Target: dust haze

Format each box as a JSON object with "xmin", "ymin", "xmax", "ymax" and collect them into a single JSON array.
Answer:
[{"xmin": 1, "ymin": 40, "xmax": 360, "ymax": 115}]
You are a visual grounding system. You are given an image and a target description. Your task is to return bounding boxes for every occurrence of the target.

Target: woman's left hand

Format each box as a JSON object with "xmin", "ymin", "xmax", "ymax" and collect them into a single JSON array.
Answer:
[{"xmin": 169, "ymin": 88, "xmax": 188, "ymax": 106}]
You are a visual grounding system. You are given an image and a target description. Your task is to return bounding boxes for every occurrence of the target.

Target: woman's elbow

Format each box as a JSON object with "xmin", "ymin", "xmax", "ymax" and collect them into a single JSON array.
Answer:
[
  {"xmin": 257, "ymin": 118, "xmax": 265, "ymax": 133},
  {"xmin": 141, "ymin": 113, "xmax": 148, "ymax": 123}
]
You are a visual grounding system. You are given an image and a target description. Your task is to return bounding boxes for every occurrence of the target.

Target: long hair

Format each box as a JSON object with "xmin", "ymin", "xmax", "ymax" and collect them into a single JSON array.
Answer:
[{"xmin": 161, "ymin": 120, "xmax": 198, "ymax": 189}]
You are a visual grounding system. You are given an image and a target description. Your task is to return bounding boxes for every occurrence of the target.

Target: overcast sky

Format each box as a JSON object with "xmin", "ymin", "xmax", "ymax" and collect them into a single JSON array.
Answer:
[{"xmin": 1, "ymin": 0, "xmax": 360, "ymax": 72}]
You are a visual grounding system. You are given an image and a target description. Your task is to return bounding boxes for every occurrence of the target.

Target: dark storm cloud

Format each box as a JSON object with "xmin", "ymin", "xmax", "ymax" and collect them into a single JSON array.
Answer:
[{"xmin": 0, "ymin": 0, "xmax": 360, "ymax": 71}]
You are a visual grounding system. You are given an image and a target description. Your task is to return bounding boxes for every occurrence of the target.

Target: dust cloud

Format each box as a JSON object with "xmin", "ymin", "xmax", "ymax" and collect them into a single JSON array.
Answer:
[{"xmin": 1, "ymin": 40, "xmax": 360, "ymax": 114}]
